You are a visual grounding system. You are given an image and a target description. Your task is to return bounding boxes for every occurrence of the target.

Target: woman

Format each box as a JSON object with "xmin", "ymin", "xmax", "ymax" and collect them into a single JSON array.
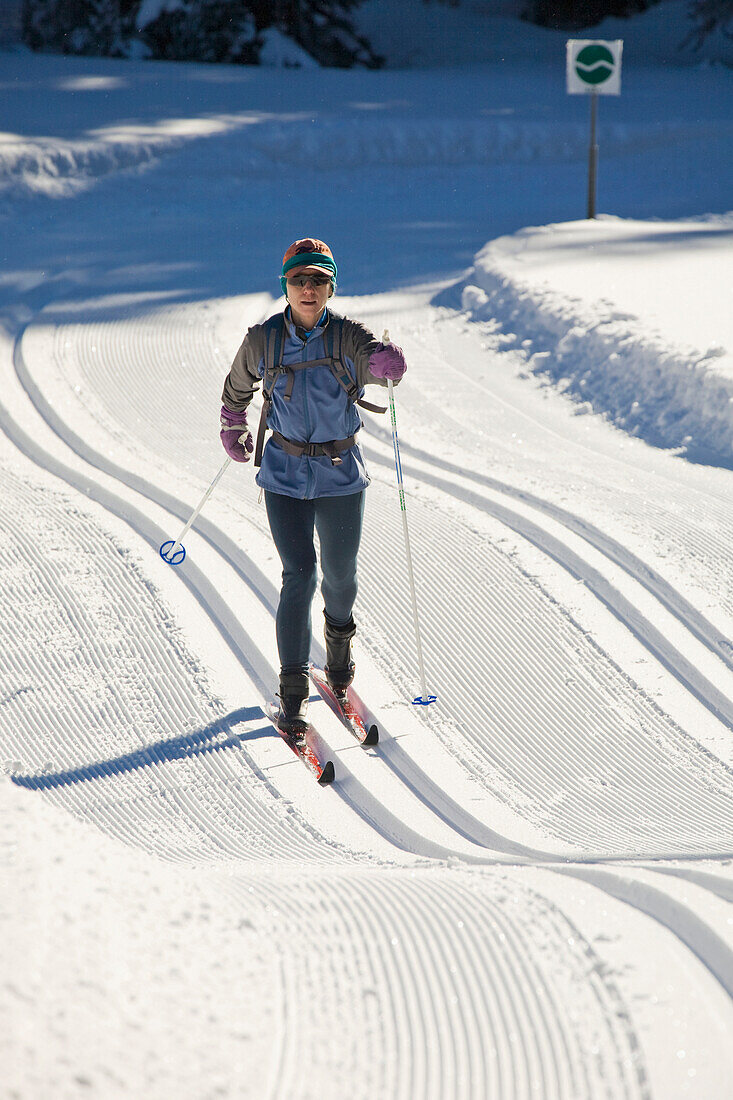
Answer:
[{"xmin": 220, "ymin": 238, "xmax": 407, "ymax": 736}]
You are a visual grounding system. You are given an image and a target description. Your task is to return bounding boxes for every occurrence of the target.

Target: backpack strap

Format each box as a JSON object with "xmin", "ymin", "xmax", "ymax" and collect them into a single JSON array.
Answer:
[
  {"xmin": 325, "ymin": 319, "xmax": 387, "ymax": 415},
  {"xmin": 271, "ymin": 430, "xmax": 357, "ymax": 466},
  {"xmin": 254, "ymin": 316, "xmax": 285, "ymax": 466},
  {"xmin": 254, "ymin": 313, "xmax": 386, "ymax": 467}
]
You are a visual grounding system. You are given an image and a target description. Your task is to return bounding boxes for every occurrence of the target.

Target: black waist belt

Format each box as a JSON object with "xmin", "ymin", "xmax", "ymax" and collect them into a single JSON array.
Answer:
[{"xmin": 271, "ymin": 430, "xmax": 357, "ymax": 466}]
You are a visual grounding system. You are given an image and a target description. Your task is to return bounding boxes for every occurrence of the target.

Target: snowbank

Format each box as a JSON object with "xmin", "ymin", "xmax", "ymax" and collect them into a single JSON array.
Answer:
[
  {"xmin": 462, "ymin": 216, "xmax": 733, "ymax": 464},
  {"xmin": 3, "ymin": 76, "xmax": 732, "ymax": 200},
  {"xmin": 0, "ymin": 113, "xmax": 263, "ymax": 198}
]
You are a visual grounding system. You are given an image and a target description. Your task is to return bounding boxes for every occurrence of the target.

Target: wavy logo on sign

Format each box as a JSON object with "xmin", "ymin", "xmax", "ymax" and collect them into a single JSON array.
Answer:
[{"xmin": 575, "ymin": 44, "xmax": 615, "ymax": 86}]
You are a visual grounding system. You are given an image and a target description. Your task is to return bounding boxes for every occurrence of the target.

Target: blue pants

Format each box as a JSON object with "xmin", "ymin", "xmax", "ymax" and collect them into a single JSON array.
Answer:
[{"xmin": 265, "ymin": 490, "xmax": 365, "ymax": 674}]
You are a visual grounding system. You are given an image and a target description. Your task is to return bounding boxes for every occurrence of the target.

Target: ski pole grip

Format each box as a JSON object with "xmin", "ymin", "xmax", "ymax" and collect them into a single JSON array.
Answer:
[{"xmin": 382, "ymin": 329, "xmax": 390, "ymax": 344}]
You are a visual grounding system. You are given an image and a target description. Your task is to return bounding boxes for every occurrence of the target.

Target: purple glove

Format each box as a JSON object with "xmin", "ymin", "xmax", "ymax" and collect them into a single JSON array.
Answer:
[
  {"xmin": 220, "ymin": 405, "xmax": 253, "ymax": 463},
  {"xmin": 369, "ymin": 342, "xmax": 407, "ymax": 381}
]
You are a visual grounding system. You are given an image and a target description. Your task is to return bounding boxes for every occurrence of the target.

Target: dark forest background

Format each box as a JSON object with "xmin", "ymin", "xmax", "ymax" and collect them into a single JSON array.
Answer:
[{"xmin": 21, "ymin": 0, "xmax": 733, "ymax": 67}]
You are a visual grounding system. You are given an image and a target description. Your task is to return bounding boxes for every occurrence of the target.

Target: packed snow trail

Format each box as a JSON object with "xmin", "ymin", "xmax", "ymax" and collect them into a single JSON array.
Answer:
[
  {"xmin": 3, "ymin": 287, "xmax": 733, "ymax": 1099},
  {"xmin": 0, "ymin": 366, "xmax": 663, "ymax": 1100},
  {"xmin": 17, "ymin": 295, "xmax": 733, "ymax": 859}
]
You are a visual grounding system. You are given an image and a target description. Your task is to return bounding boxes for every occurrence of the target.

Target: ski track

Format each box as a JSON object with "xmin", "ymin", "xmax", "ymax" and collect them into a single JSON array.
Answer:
[
  {"xmin": 425, "ymin": 313, "xmax": 733, "ymax": 635},
  {"xmin": 15, "ymin": 297, "xmax": 733, "ymax": 860},
  {"xmin": 239, "ymin": 868, "xmax": 649, "ymax": 1100},
  {"xmin": 16, "ymin": 302, "xmax": 733, "ymax": 857},
  {"xmin": 0, "ymin": 462, "xmax": 350, "ymax": 868},
  {"xmin": 3, "ymin": 293, "xmax": 733, "ymax": 1096}
]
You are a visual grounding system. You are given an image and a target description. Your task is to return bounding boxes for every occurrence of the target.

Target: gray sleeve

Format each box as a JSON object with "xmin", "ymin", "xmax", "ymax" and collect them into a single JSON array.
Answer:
[
  {"xmin": 221, "ymin": 325, "xmax": 265, "ymax": 412},
  {"xmin": 341, "ymin": 317, "xmax": 394, "ymax": 390}
]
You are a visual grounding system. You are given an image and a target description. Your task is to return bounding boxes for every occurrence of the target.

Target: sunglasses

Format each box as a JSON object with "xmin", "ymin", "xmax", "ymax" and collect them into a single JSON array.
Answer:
[{"xmin": 286, "ymin": 274, "xmax": 332, "ymax": 287}]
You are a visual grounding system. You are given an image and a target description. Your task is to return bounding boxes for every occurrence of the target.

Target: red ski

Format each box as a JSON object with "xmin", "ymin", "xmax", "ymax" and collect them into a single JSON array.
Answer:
[
  {"xmin": 309, "ymin": 666, "xmax": 379, "ymax": 746},
  {"xmin": 266, "ymin": 703, "xmax": 335, "ymax": 785}
]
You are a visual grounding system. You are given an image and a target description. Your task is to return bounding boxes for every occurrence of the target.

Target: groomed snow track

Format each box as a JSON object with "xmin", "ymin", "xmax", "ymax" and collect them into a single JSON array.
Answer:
[{"xmin": 2, "ymin": 291, "xmax": 733, "ymax": 1098}]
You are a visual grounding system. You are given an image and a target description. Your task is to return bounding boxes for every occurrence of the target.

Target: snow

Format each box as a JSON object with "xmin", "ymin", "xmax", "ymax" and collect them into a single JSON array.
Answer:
[
  {"xmin": 258, "ymin": 27, "xmax": 320, "ymax": 70},
  {"xmin": 2, "ymin": 4, "xmax": 733, "ymax": 1098},
  {"xmin": 463, "ymin": 215, "xmax": 733, "ymax": 464}
]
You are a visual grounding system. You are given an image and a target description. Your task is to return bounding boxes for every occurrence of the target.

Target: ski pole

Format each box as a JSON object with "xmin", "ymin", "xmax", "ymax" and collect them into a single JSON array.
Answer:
[
  {"xmin": 383, "ymin": 329, "xmax": 436, "ymax": 707},
  {"xmin": 159, "ymin": 456, "xmax": 233, "ymax": 565}
]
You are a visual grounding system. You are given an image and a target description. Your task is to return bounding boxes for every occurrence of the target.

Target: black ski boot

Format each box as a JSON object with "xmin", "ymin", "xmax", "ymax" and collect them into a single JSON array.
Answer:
[
  {"xmin": 324, "ymin": 614, "xmax": 357, "ymax": 698},
  {"xmin": 277, "ymin": 670, "xmax": 309, "ymax": 742}
]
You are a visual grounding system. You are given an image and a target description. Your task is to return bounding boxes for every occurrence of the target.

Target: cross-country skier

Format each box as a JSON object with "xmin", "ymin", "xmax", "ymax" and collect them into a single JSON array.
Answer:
[{"xmin": 220, "ymin": 238, "xmax": 407, "ymax": 736}]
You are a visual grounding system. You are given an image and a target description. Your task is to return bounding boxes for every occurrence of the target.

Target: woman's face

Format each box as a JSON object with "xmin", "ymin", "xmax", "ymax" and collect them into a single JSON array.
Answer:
[{"xmin": 287, "ymin": 273, "xmax": 331, "ymax": 329}]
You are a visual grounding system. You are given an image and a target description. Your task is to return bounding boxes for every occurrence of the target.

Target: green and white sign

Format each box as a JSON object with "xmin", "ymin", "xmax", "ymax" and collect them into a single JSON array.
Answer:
[{"xmin": 567, "ymin": 39, "xmax": 623, "ymax": 96}]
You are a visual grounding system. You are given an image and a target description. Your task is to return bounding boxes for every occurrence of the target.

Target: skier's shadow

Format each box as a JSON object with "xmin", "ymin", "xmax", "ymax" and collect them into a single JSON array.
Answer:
[{"xmin": 11, "ymin": 706, "xmax": 272, "ymax": 792}]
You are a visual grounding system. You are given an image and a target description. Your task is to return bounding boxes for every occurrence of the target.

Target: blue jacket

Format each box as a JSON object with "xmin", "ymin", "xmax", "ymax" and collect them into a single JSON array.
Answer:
[{"xmin": 222, "ymin": 308, "xmax": 388, "ymax": 500}]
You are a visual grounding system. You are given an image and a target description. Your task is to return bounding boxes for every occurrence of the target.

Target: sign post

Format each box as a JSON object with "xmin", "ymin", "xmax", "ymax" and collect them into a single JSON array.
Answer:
[
  {"xmin": 588, "ymin": 88, "xmax": 598, "ymax": 219},
  {"xmin": 566, "ymin": 39, "xmax": 623, "ymax": 219}
]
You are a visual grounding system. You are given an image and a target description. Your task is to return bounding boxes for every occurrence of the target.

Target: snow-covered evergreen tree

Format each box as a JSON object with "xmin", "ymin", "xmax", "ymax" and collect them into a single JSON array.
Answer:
[
  {"xmin": 522, "ymin": 0, "xmax": 656, "ymax": 28},
  {"xmin": 275, "ymin": 1, "xmax": 381, "ymax": 67},
  {"xmin": 23, "ymin": 0, "xmax": 137, "ymax": 55},
  {"xmin": 686, "ymin": 0, "xmax": 733, "ymax": 46},
  {"xmin": 22, "ymin": 0, "xmax": 382, "ymax": 66},
  {"xmin": 138, "ymin": 0, "xmax": 258, "ymax": 63}
]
